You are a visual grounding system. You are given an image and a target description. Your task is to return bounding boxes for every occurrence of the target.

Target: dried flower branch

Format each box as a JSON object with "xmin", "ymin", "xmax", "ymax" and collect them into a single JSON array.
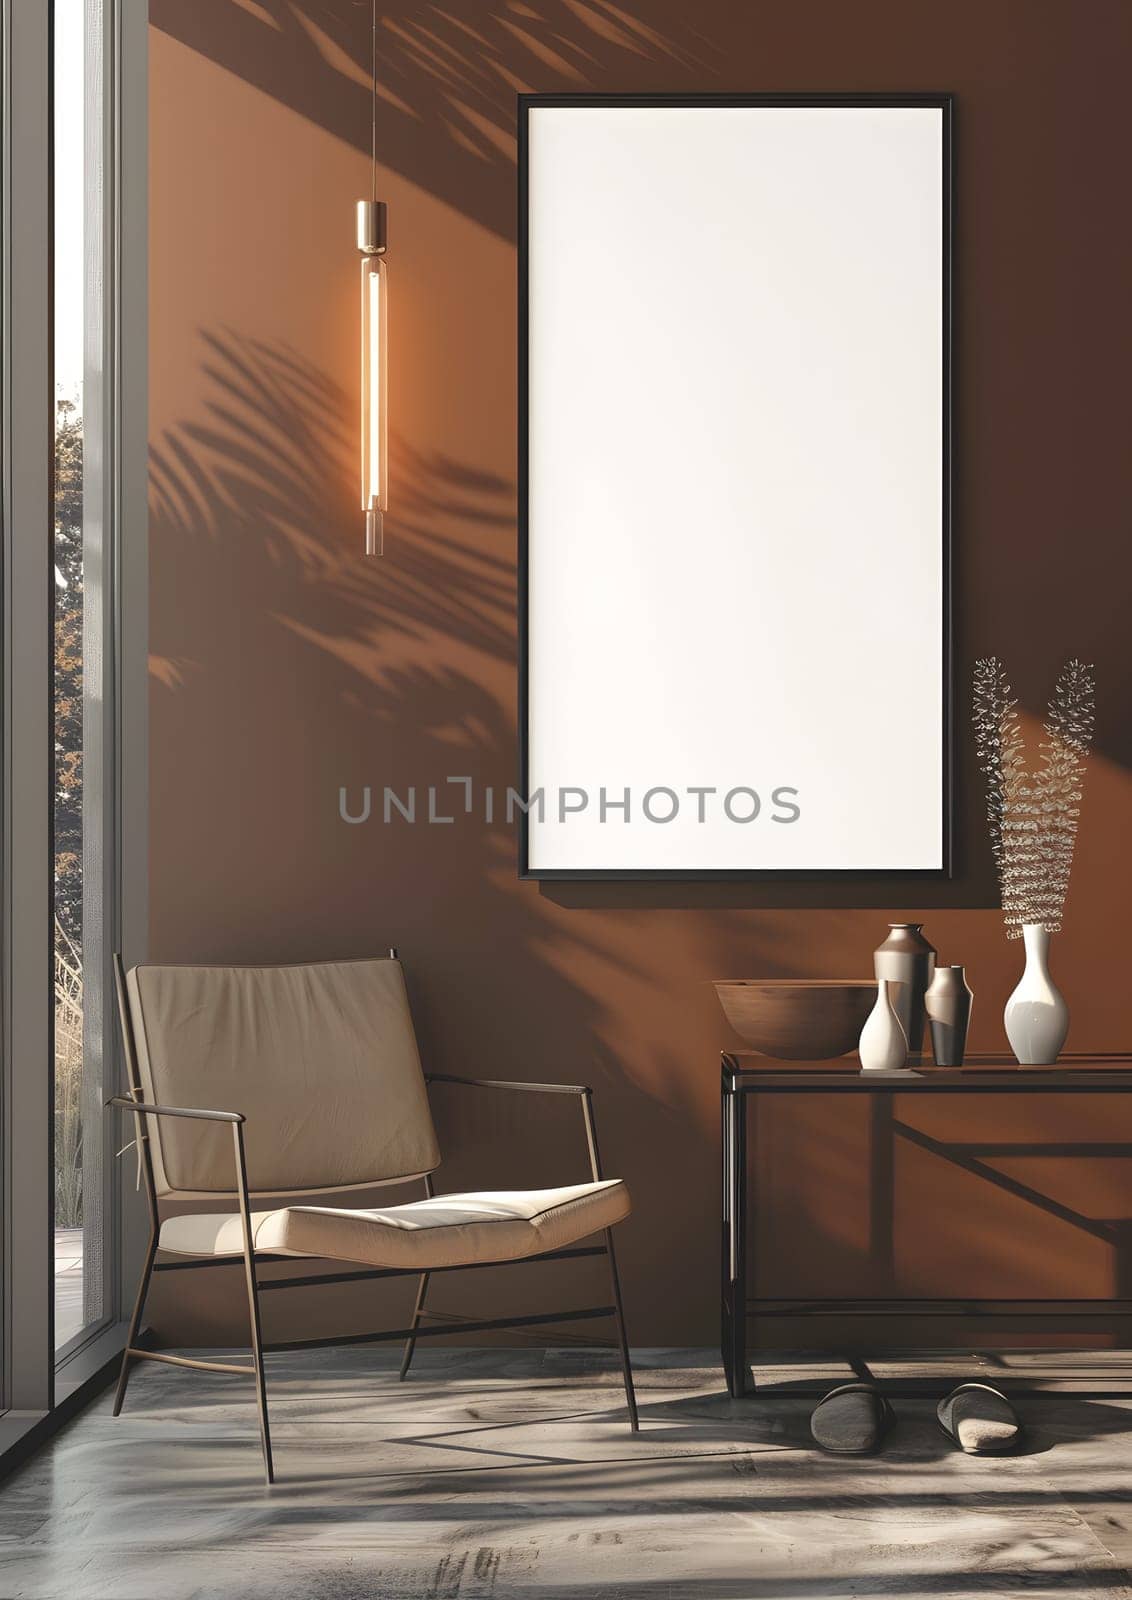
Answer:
[
  {"xmin": 972, "ymin": 657, "xmax": 1027, "ymax": 936},
  {"xmin": 1028, "ymin": 658, "xmax": 1095, "ymax": 934},
  {"xmin": 971, "ymin": 657, "xmax": 1095, "ymax": 937}
]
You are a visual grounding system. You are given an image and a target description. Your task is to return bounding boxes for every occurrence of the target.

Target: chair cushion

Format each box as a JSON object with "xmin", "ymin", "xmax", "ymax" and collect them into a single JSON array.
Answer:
[
  {"xmin": 159, "ymin": 1180, "xmax": 631, "ymax": 1270},
  {"xmin": 126, "ymin": 958, "xmax": 439, "ymax": 1196}
]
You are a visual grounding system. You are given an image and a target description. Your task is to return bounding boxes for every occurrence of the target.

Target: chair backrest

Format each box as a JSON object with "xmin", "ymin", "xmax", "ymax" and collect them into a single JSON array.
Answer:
[{"xmin": 121, "ymin": 956, "xmax": 440, "ymax": 1197}]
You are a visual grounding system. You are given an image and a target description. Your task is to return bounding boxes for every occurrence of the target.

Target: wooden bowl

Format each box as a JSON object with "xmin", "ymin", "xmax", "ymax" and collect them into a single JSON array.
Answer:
[{"xmin": 714, "ymin": 980, "xmax": 877, "ymax": 1059}]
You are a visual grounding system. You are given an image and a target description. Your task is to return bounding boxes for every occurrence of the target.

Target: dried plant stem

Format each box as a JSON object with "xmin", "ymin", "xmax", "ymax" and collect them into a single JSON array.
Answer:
[{"xmin": 971, "ymin": 657, "xmax": 1094, "ymax": 937}]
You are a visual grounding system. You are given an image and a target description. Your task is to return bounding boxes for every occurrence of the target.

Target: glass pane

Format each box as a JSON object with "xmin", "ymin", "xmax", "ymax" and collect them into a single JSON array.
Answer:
[{"xmin": 53, "ymin": 0, "xmax": 101, "ymax": 1351}]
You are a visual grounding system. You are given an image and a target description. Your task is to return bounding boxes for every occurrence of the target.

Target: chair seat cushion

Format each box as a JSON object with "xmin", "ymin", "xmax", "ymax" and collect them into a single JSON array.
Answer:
[{"xmin": 159, "ymin": 1180, "xmax": 630, "ymax": 1270}]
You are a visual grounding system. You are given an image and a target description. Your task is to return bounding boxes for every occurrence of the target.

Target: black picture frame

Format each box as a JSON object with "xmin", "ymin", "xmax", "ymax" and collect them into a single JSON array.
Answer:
[{"xmin": 517, "ymin": 93, "xmax": 953, "ymax": 882}]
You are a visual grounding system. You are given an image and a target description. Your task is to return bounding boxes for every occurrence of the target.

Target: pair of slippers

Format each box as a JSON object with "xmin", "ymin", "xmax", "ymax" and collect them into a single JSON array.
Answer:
[{"xmin": 810, "ymin": 1381, "xmax": 1022, "ymax": 1456}]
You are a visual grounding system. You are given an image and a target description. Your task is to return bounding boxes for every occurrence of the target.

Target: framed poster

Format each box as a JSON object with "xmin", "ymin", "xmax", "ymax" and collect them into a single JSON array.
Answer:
[{"xmin": 519, "ymin": 95, "xmax": 952, "ymax": 879}]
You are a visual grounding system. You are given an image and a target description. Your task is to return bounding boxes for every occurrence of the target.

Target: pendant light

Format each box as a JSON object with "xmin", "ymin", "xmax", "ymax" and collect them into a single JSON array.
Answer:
[{"xmin": 357, "ymin": 0, "xmax": 387, "ymax": 556}]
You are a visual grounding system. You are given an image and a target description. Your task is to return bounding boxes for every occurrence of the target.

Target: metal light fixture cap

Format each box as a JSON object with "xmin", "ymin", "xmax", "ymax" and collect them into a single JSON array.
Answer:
[{"xmin": 356, "ymin": 199, "xmax": 387, "ymax": 254}]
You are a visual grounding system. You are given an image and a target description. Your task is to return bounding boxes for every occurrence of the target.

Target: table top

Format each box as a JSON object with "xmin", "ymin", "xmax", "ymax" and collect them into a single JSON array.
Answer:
[{"xmin": 722, "ymin": 1051, "xmax": 1132, "ymax": 1092}]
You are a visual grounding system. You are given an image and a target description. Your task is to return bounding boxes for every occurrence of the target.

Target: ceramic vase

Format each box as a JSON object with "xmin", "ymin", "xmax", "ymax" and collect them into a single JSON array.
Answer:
[
  {"xmin": 924, "ymin": 965, "xmax": 973, "ymax": 1067},
  {"xmin": 1004, "ymin": 923, "xmax": 1069, "ymax": 1065},
  {"xmin": 858, "ymin": 979, "xmax": 908, "ymax": 1072},
  {"xmin": 873, "ymin": 923, "xmax": 936, "ymax": 1060}
]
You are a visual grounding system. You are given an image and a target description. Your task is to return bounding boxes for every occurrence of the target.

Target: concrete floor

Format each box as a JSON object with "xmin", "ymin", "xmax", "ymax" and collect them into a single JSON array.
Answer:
[{"xmin": 4, "ymin": 1347, "xmax": 1132, "ymax": 1598}]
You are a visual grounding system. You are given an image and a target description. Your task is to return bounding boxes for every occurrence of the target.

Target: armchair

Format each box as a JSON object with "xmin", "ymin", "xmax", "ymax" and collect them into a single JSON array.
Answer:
[{"xmin": 109, "ymin": 953, "xmax": 636, "ymax": 1484}]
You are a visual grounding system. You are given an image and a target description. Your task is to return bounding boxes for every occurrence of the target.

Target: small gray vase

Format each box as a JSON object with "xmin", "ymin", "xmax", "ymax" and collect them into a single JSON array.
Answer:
[
  {"xmin": 924, "ymin": 964, "xmax": 973, "ymax": 1067},
  {"xmin": 873, "ymin": 923, "xmax": 936, "ymax": 1061}
]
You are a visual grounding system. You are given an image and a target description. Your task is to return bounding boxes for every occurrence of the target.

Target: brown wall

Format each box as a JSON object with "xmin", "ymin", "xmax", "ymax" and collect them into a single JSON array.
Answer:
[{"xmin": 146, "ymin": 0, "xmax": 1132, "ymax": 1351}]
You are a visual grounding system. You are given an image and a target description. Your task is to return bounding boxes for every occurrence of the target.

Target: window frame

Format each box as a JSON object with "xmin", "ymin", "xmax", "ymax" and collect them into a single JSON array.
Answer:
[{"xmin": 1, "ymin": 0, "xmax": 147, "ymax": 1458}]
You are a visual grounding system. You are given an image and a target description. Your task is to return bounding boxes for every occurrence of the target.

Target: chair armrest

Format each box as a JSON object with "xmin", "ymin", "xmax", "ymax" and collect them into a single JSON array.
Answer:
[
  {"xmin": 107, "ymin": 1095, "xmax": 245, "ymax": 1124},
  {"xmin": 426, "ymin": 1074, "xmax": 606, "ymax": 1182},
  {"xmin": 425, "ymin": 1073, "xmax": 591, "ymax": 1097}
]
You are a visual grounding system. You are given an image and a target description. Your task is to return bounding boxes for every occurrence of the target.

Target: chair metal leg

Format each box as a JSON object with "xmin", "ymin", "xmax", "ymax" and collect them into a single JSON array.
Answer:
[
  {"xmin": 112, "ymin": 1226, "xmax": 159, "ymax": 1417},
  {"xmin": 398, "ymin": 1271, "xmax": 431, "ymax": 1380},
  {"xmin": 240, "ymin": 1237, "xmax": 274, "ymax": 1485},
  {"xmin": 233, "ymin": 1125, "xmax": 275, "ymax": 1485},
  {"xmin": 603, "ymin": 1229, "xmax": 639, "ymax": 1432},
  {"xmin": 398, "ymin": 1175, "xmax": 434, "ymax": 1382}
]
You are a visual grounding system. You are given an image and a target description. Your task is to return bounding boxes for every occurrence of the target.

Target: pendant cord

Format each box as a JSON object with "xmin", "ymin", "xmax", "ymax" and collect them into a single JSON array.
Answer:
[{"xmin": 370, "ymin": 0, "xmax": 378, "ymax": 203}]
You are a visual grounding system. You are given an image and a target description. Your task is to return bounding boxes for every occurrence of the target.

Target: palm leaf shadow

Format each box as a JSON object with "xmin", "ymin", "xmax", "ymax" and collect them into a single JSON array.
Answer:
[{"xmin": 149, "ymin": 0, "xmax": 721, "ymax": 241}]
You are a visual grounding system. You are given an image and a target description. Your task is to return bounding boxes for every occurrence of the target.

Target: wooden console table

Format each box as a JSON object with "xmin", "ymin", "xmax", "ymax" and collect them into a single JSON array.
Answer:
[{"xmin": 721, "ymin": 1051, "xmax": 1132, "ymax": 1396}]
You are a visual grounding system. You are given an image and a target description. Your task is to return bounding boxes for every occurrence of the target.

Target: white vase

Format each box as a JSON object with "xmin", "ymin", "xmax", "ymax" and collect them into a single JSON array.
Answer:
[
  {"xmin": 858, "ymin": 979, "xmax": 908, "ymax": 1072},
  {"xmin": 1004, "ymin": 923, "xmax": 1069, "ymax": 1065}
]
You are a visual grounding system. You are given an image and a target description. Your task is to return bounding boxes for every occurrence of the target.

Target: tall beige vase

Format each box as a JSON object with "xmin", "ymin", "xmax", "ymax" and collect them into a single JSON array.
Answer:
[{"xmin": 873, "ymin": 923, "xmax": 936, "ymax": 1061}]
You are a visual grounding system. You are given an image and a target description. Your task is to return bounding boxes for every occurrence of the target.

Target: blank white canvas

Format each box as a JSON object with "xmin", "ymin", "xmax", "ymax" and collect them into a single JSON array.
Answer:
[{"xmin": 525, "ymin": 104, "xmax": 945, "ymax": 873}]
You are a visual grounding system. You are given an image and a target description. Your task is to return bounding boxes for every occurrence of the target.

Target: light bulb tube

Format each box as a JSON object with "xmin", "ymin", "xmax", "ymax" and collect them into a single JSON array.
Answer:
[{"xmin": 360, "ymin": 252, "xmax": 387, "ymax": 556}]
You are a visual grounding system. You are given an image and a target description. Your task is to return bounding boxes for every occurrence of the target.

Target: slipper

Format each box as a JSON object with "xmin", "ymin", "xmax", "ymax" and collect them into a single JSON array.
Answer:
[
  {"xmin": 810, "ymin": 1383, "xmax": 895, "ymax": 1456},
  {"xmin": 937, "ymin": 1382, "xmax": 1021, "ymax": 1454}
]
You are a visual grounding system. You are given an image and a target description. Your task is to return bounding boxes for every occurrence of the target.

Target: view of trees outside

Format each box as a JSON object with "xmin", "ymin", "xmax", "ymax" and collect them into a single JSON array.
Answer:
[
  {"xmin": 54, "ymin": 0, "xmax": 87, "ymax": 1352},
  {"xmin": 54, "ymin": 395, "xmax": 84, "ymax": 1232},
  {"xmin": 54, "ymin": 0, "xmax": 103, "ymax": 1350}
]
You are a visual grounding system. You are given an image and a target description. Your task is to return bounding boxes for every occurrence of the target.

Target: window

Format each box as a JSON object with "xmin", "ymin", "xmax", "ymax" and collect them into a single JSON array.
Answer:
[
  {"xmin": 53, "ymin": 0, "xmax": 101, "ymax": 1356},
  {"xmin": 1, "ymin": 0, "xmax": 146, "ymax": 1448}
]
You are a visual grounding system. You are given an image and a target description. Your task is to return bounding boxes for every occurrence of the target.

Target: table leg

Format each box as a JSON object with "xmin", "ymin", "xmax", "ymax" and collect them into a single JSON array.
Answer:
[
  {"xmin": 721, "ymin": 1077, "xmax": 748, "ymax": 1397},
  {"xmin": 870, "ymin": 1092, "xmax": 895, "ymax": 1288}
]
